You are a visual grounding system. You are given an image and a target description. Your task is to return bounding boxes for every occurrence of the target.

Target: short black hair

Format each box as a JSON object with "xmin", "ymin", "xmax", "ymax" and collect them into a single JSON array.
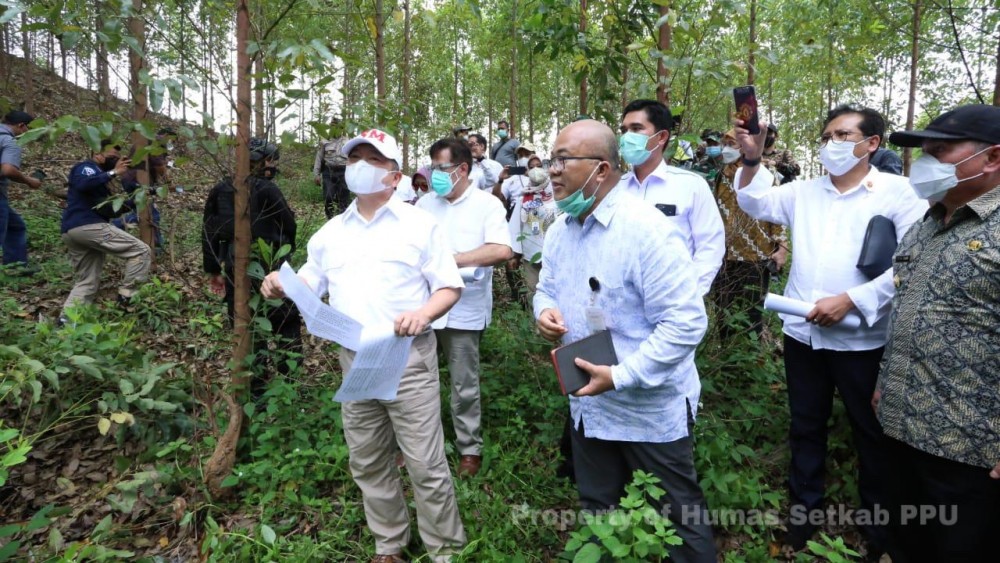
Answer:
[
  {"xmin": 429, "ymin": 137, "xmax": 473, "ymax": 171},
  {"xmin": 825, "ymin": 104, "xmax": 885, "ymax": 144},
  {"xmin": 497, "ymin": 120, "xmax": 509, "ymax": 128},
  {"xmin": 99, "ymin": 138, "xmax": 121, "ymax": 151},
  {"xmin": 621, "ymin": 99, "xmax": 673, "ymax": 133},
  {"xmin": 468, "ymin": 133, "xmax": 487, "ymax": 147}
]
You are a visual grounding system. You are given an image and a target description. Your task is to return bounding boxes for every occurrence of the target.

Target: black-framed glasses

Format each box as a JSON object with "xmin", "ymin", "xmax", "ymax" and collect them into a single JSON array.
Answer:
[
  {"xmin": 546, "ymin": 155, "xmax": 604, "ymax": 172},
  {"xmin": 430, "ymin": 163, "xmax": 460, "ymax": 172},
  {"xmin": 817, "ymin": 131, "xmax": 868, "ymax": 147}
]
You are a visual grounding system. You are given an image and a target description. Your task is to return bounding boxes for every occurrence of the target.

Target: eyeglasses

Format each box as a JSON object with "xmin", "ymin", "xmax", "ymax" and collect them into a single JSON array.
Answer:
[
  {"xmin": 430, "ymin": 163, "xmax": 459, "ymax": 172},
  {"xmin": 546, "ymin": 155, "xmax": 604, "ymax": 172},
  {"xmin": 818, "ymin": 130, "xmax": 868, "ymax": 147}
]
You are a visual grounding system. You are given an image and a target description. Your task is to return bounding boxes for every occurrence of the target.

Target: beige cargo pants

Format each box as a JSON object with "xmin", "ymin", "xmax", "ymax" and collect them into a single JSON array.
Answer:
[{"xmin": 61, "ymin": 222, "xmax": 150, "ymax": 313}]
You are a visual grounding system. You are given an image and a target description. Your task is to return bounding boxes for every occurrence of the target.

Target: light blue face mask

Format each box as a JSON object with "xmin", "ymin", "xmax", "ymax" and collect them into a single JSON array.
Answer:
[
  {"xmin": 431, "ymin": 168, "xmax": 456, "ymax": 197},
  {"xmin": 619, "ymin": 131, "xmax": 655, "ymax": 165},
  {"xmin": 555, "ymin": 163, "xmax": 601, "ymax": 218},
  {"xmin": 706, "ymin": 146, "xmax": 722, "ymax": 158}
]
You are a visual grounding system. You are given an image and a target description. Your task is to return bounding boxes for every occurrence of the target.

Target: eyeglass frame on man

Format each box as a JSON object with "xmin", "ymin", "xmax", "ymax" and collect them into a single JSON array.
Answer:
[
  {"xmin": 817, "ymin": 129, "xmax": 871, "ymax": 147},
  {"xmin": 429, "ymin": 162, "xmax": 461, "ymax": 172},
  {"xmin": 546, "ymin": 155, "xmax": 604, "ymax": 173}
]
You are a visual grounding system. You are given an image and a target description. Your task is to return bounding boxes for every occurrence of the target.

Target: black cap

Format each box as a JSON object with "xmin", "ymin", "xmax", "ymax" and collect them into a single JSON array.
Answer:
[
  {"xmin": 889, "ymin": 104, "xmax": 1000, "ymax": 147},
  {"xmin": 249, "ymin": 138, "xmax": 279, "ymax": 162},
  {"xmin": 767, "ymin": 123, "xmax": 778, "ymax": 134},
  {"xmin": 4, "ymin": 110, "xmax": 34, "ymax": 125},
  {"xmin": 701, "ymin": 130, "xmax": 722, "ymax": 142}
]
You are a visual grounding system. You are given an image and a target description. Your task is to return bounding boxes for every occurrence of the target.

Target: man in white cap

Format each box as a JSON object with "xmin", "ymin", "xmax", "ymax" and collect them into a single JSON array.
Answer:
[{"xmin": 262, "ymin": 128, "xmax": 467, "ymax": 563}]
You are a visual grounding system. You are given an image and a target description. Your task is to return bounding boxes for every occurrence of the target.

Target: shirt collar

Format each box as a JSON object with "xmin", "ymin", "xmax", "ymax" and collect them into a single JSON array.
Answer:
[
  {"xmin": 343, "ymin": 193, "xmax": 401, "ymax": 225},
  {"xmin": 0, "ymin": 124, "xmax": 13, "ymax": 135},
  {"xmin": 823, "ymin": 165, "xmax": 881, "ymax": 196},
  {"xmin": 564, "ymin": 183, "xmax": 624, "ymax": 229},
  {"xmin": 446, "ymin": 184, "xmax": 474, "ymax": 206},
  {"xmin": 625, "ymin": 159, "xmax": 669, "ymax": 190},
  {"xmin": 966, "ymin": 184, "xmax": 1000, "ymax": 220}
]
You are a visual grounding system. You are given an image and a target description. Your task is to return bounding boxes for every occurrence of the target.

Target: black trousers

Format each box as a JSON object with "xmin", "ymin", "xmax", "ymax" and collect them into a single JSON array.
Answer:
[
  {"xmin": 783, "ymin": 335, "xmax": 890, "ymax": 549},
  {"xmin": 711, "ymin": 259, "xmax": 771, "ymax": 339},
  {"xmin": 322, "ymin": 165, "xmax": 349, "ymax": 219},
  {"xmin": 571, "ymin": 417, "xmax": 717, "ymax": 563},
  {"xmin": 884, "ymin": 437, "xmax": 1000, "ymax": 563}
]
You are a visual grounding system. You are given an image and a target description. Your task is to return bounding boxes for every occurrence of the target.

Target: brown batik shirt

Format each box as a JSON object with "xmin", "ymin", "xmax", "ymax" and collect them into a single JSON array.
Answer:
[{"xmin": 877, "ymin": 185, "xmax": 1000, "ymax": 468}]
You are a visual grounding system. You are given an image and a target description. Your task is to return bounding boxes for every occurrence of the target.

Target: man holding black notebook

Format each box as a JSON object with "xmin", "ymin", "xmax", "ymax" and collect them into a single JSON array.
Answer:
[{"xmin": 534, "ymin": 120, "xmax": 716, "ymax": 563}]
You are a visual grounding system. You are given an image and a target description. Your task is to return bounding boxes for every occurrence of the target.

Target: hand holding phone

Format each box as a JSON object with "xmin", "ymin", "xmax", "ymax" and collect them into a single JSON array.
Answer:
[
  {"xmin": 509, "ymin": 166, "xmax": 527, "ymax": 176},
  {"xmin": 733, "ymin": 86, "xmax": 760, "ymax": 135}
]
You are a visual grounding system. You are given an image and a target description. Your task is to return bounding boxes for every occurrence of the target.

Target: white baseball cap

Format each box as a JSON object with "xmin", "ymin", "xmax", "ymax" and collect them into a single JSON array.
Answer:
[{"xmin": 341, "ymin": 129, "xmax": 403, "ymax": 168}]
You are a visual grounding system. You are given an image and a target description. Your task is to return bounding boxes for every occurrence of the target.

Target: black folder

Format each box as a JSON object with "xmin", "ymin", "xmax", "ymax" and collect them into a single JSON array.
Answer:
[
  {"xmin": 857, "ymin": 215, "xmax": 897, "ymax": 280},
  {"xmin": 550, "ymin": 330, "xmax": 618, "ymax": 395}
]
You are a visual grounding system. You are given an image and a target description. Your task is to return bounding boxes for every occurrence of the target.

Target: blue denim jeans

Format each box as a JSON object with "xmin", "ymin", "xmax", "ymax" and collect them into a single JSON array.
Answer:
[{"xmin": 0, "ymin": 194, "xmax": 28, "ymax": 266}]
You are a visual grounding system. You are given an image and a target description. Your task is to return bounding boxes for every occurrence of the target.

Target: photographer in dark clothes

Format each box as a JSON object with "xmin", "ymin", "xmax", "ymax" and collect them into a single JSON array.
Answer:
[{"xmin": 202, "ymin": 139, "xmax": 301, "ymax": 397}]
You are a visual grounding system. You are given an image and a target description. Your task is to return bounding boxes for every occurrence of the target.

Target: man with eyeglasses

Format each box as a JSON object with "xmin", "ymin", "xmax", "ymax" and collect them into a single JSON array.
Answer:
[
  {"xmin": 617, "ymin": 99, "xmax": 725, "ymax": 297},
  {"xmin": 0, "ymin": 110, "xmax": 43, "ymax": 273},
  {"xmin": 534, "ymin": 119, "xmax": 716, "ymax": 563},
  {"xmin": 466, "ymin": 133, "xmax": 502, "ymax": 191},
  {"xmin": 733, "ymin": 105, "xmax": 927, "ymax": 557},
  {"xmin": 417, "ymin": 137, "xmax": 512, "ymax": 478},
  {"xmin": 875, "ymin": 104, "xmax": 1000, "ymax": 563}
]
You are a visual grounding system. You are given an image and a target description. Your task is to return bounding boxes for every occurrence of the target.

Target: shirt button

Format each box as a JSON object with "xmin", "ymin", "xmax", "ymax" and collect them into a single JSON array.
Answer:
[{"xmin": 893, "ymin": 275, "xmax": 901, "ymax": 288}]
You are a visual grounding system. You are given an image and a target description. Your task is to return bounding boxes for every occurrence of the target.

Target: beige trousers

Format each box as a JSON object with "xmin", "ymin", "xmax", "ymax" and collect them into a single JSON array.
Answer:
[
  {"xmin": 61, "ymin": 222, "xmax": 150, "ymax": 312},
  {"xmin": 340, "ymin": 332, "xmax": 466, "ymax": 561},
  {"xmin": 436, "ymin": 328, "xmax": 484, "ymax": 456},
  {"xmin": 521, "ymin": 261, "xmax": 542, "ymax": 305}
]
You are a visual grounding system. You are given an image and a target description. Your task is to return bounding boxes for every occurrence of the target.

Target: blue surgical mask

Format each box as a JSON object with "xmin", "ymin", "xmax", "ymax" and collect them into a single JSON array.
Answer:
[
  {"xmin": 620, "ymin": 131, "xmax": 660, "ymax": 166},
  {"xmin": 706, "ymin": 146, "xmax": 722, "ymax": 158},
  {"xmin": 555, "ymin": 164, "xmax": 601, "ymax": 218},
  {"xmin": 431, "ymin": 168, "xmax": 456, "ymax": 197},
  {"xmin": 497, "ymin": 129, "xmax": 508, "ymax": 140}
]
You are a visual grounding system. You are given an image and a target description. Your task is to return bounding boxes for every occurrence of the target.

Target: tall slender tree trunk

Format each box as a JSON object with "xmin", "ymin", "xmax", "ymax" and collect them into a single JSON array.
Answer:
[
  {"xmin": 253, "ymin": 1, "xmax": 265, "ymax": 137},
  {"xmin": 375, "ymin": 0, "xmax": 386, "ymax": 125},
  {"xmin": 903, "ymin": 0, "xmax": 921, "ymax": 173},
  {"xmin": 128, "ymin": 0, "xmax": 155, "ymax": 254},
  {"xmin": 21, "ymin": 13, "xmax": 33, "ymax": 114},
  {"xmin": 452, "ymin": 26, "xmax": 459, "ymax": 121},
  {"xmin": 95, "ymin": 0, "xmax": 111, "ymax": 109},
  {"xmin": 205, "ymin": 0, "xmax": 252, "ymax": 501},
  {"xmin": 993, "ymin": 31, "xmax": 1000, "ymax": 106},
  {"xmin": 579, "ymin": 0, "xmax": 588, "ymax": 114},
  {"xmin": 402, "ymin": 0, "xmax": 412, "ymax": 169},
  {"xmin": 509, "ymin": 0, "xmax": 518, "ymax": 136},
  {"xmin": 747, "ymin": 0, "xmax": 757, "ymax": 85},
  {"xmin": 655, "ymin": 2, "xmax": 671, "ymax": 105},
  {"xmin": 528, "ymin": 46, "xmax": 534, "ymax": 141}
]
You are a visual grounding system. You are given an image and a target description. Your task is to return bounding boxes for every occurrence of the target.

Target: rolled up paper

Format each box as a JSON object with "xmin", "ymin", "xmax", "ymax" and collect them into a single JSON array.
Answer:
[
  {"xmin": 459, "ymin": 267, "xmax": 486, "ymax": 283},
  {"xmin": 763, "ymin": 293, "xmax": 863, "ymax": 329}
]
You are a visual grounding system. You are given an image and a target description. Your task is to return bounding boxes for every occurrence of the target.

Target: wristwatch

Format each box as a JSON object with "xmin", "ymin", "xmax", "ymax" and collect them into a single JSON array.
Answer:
[
  {"xmin": 107, "ymin": 170, "xmax": 116, "ymax": 177},
  {"xmin": 742, "ymin": 156, "xmax": 761, "ymax": 167}
]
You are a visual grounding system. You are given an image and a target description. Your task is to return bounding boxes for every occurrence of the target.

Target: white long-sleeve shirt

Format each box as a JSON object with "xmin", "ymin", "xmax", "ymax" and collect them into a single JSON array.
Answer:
[
  {"xmin": 735, "ymin": 165, "xmax": 928, "ymax": 351},
  {"xmin": 617, "ymin": 160, "xmax": 725, "ymax": 296}
]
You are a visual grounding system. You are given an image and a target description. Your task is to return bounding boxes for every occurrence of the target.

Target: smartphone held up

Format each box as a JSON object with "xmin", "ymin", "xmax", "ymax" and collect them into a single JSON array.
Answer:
[{"xmin": 733, "ymin": 85, "xmax": 760, "ymax": 135}]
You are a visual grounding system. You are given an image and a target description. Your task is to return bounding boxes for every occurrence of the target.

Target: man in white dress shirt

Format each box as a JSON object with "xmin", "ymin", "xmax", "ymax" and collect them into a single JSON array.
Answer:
[
  {"xmin": 733, "ymin": 105, "xmax": 927, "ymax": 556},
  {"xmin": 617, "ymin": 99, "xmax": 725, "ymax": 296},
  {"xmin": 261, "ymin": 129, "xmax": 466, "ymax": 563},
  {"xmin": 417, "ymin": 137, "xmax": 512, "ymax": 478},
  {"xmin": 467, "ymin": 133, "xmax": 503, "ymax": 191}
]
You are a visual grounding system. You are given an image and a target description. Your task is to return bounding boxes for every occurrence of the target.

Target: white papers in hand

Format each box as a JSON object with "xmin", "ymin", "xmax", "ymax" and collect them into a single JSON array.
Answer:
[
  {"xmin": 459, "ymin": 267, "xmax": 486, "ymax": 283},
  {"xmin": 334, "ymin": 330, "xmax": 414, "ymax": 402},
  {"xmin": 277, "ymin": 262, "xmax": 363, "ymax": 350},
  {"xmin": 763, "ymin": 293, "xmax": 863, "ymax": 329}
]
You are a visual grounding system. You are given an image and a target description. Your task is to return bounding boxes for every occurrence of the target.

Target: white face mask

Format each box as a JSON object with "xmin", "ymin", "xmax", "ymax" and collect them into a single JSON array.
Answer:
[
  {"xmin": 345, "ymin": 160, "xmax": 391, "ymax": 195},
  {"xmin": 820, "ymin": 137, "xmax": 870, "ymax": 176},
  {"xmin": 908, "ymin": 147, "xmax": 989, "ymax": 201},
  {"xmin": 527, "ymin": 167, "xmax": 548, "ymax": 186},
  {"xmin": 517, "ymin": 157, "xmax": 529, "ymax": 167},
  {"xmin": 721, "ymin": 147, "xmax": 741, "ymax": 164}
]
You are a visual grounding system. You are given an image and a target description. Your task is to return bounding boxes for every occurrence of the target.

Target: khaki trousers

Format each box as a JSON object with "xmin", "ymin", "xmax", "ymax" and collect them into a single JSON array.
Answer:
[
  {"xmin": 61, "ymin": 223, "xmax": 150, "ymax": 312},
  {"xmin": 521, "ymin": 261, "xmax": 542, "ymax": 304},
  {"xmin": 436, "ymin": 328, "xmax": 484, "ymax": 456},
  {"xmin": 340, "ymin": 332, "xmax": 466, "ymax": 561}
]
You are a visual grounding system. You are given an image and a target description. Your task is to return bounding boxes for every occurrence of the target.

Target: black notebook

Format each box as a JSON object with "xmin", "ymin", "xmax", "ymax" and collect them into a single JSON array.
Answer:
[{"xmin": 550, "ymin": 330, "xmax": 619, "ymax": 395}]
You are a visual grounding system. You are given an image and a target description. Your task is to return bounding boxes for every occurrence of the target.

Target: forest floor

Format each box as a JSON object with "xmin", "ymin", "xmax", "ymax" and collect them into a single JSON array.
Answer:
[{"xmin": 2, "ymin": 58, "xmax": 881, "ymax": 562}]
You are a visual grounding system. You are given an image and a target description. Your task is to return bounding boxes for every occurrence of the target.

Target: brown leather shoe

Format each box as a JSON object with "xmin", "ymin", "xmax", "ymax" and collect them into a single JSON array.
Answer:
[
  {"xmin": 370, "ymin": 554, "xmax": 406, "ymax": 563},
  {"xmin": 457, "ymin": 454, "xmax": 482, "ymax": 477}
]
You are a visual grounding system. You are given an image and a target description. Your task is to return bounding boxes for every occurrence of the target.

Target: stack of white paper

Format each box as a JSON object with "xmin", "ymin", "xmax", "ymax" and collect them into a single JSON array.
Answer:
[{"xmin": 763, "ymin": 293, "xmax": 864, "ymax": 329}]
